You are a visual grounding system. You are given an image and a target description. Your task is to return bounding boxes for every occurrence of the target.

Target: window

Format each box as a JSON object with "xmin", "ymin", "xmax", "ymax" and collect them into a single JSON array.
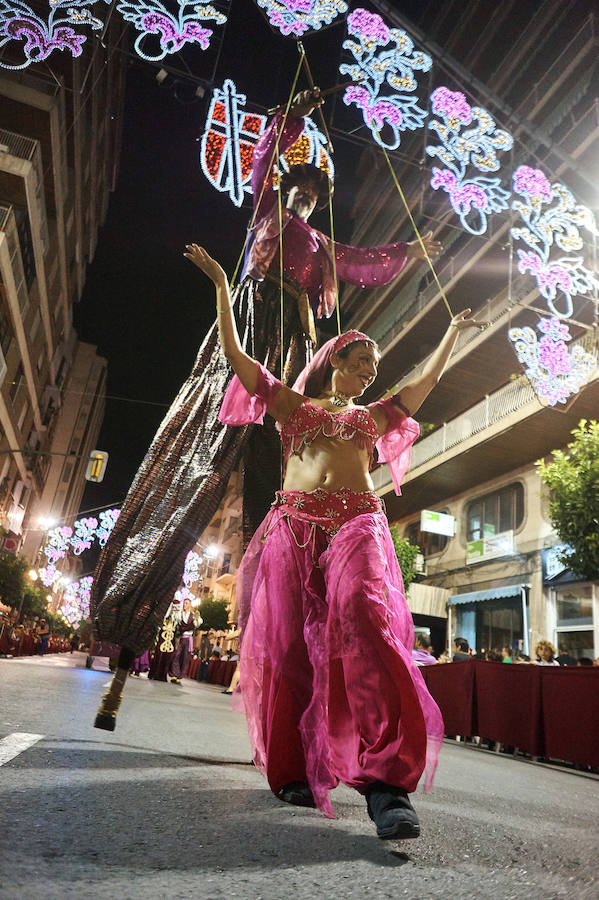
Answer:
[
  {"xmin": 554, "ymin": 584, "xmax": 595, "ymax": 661},
  {"xmin": 405, "ymin": 519, "xmax": 449, "ymax": 556},
  {"xmin": 467, "ymin": 483, "xmax": 524, "ymax": 541}
]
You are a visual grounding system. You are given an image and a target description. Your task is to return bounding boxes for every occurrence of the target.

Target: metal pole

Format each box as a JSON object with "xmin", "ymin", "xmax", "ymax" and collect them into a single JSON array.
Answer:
[
  {"xmin": 447, "ymin": 604, "xmax": 453, "ymax": 659},
  {"xmin": 521, "ymin": 586, "xmax": 529, "ymax": 656}
]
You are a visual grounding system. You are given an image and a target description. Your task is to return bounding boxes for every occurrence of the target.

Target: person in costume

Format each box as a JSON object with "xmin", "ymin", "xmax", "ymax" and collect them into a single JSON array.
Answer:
[
  {"xmin": 168, "ymin": 595, "xmax": 196, "ymax": 684},
  {"xmin": 184, "ymin": 242, "xmax": 485, "ymax": 840},
  {"xmin": 91, "ymin": 88, "xmax": 439, "ymax": 728}
]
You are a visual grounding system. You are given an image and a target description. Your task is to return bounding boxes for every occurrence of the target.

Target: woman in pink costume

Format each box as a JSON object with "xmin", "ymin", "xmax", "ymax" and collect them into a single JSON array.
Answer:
[{"xmin": 184, "ymin": 243, "xmax": 485, "ymax": 840}]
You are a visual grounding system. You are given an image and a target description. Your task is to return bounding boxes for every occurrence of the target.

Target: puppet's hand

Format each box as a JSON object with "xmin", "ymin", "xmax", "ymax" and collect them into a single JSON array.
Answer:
[
  {"xmin": 406, "ymin": 230, "xmax": 442, "ymax": 259},
  {"xmin": 450, "ymin": 308, "xmax": 488, "ymax": 331},
  {"xmin": 291, "ymin": 87, "xmax": 323, "ymax": 118}
]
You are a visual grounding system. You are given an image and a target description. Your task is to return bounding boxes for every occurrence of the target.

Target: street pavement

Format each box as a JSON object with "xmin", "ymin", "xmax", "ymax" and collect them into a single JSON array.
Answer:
[{"xmin": 0, "ymin": 652, "xmax": 597, "ymax": 900}]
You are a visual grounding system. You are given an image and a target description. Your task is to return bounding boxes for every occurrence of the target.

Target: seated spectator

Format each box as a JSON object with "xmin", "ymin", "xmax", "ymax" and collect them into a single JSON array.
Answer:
[
  {"xmin": 412, "ymin": 635, "xmax": 437, "ymax": 666},
  {"xmin": 556, "ymin": 645, "xmax": 578, "ymax": 666},
  {"xmin": 452, "ymin": 637, "xmax": 471, "ymax": 661},
  {"xmin": 209, "ymin": 651, "xmax": 221, "ymax": 661},
  {"xmin": 211, "ymin": 639, "xmax": 223, "ymax": 656},
  {"xmin": 221, "ymin": 651, "xmax": 230, "ymax": 661},
  {"xmin": 534, "ymin": 640, "xmax": 559, "ymax": 665},
  {"xmin": 577, "ymin": 657, "xmax": 593, "ymax": 666},
  {"xmin": 501, "ymin": 646, "xmax": 513, "ymax": 663},
  {"xmin": 513, "ymin": 650, "xmax": 531, "ymax": 663},
  {"xmin": 229, "ymin": 650, "xmax": 239, "ymax": 661},
  {"xmin": 485, "ymin": 649, "xmax": 502, "ymax": 662}
]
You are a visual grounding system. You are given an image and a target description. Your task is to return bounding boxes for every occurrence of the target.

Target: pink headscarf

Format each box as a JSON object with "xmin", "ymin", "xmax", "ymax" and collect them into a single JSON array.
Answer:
[{"xmin": 292, "ymin": 330, "xmax": 375, "ymax": 396}]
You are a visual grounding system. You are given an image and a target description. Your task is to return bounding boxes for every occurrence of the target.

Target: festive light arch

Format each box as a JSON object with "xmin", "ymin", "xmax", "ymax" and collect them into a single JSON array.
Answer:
[
  {"xmin": 116, "ymin": 0, "xmax": 226, "ymax": 62},
  {"xmin": 0, "ymin": 0, "xmax": 104, "ymax": 69}
]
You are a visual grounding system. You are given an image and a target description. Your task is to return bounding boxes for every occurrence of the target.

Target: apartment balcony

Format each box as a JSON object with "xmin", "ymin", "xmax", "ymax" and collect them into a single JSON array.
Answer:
[{"xmin": 374, "ymin": 338, "xmax": 599, "ymax": 521}]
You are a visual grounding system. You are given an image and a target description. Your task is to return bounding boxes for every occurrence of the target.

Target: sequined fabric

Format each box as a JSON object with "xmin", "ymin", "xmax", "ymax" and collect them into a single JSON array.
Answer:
[
  {"xmin": 280, "ymin": 402, "xmax": 379, "ymax": 472},
  {"xmin": 245, "ymin": 112, "xmax": 409, "ymax": 319},
  {"xmin": 91, "ymin": 277, "xmax": 311, "ymax": 656}
]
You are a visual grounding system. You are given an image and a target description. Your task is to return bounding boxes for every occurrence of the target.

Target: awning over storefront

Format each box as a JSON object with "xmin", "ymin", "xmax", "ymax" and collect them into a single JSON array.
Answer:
[{"xmin": 448, "ymin": 584, "xmax": 529, "ymax": 606}]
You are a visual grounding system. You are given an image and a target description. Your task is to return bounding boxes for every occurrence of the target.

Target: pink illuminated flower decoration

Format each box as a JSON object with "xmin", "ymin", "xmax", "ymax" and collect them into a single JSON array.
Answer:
[
  {"xmin": 140, "ymin": 11, "xmax": 211, "ymax": 51},
  {"xmin": 538, "ymin": 334, "xmax": 571, "ymax": 377},
  {"xmin": 340, "ymin": 8, "xmax": 432, "ymax": 150},
  {"xmin": 346, "ymin": 7, "xmax": 389, "ymax": 42},
  {"xmin": 537, "ymin": 316, "xmax": 570, "ymax": 342},
  {"xmin": 256, "ymin": 0, "xmax": 347, "ymax": 37},
  {"xmin": 513, "ymin": 165, "xmax": 552, "ymax": 201},
  {"xmin": 430, "ymin": 87, "xmax": 472, "ymax": 126},
  {"xmin": 117, "ymin": 0, "xmax": 227, "ymax": 62},
  {"xmin": 508, "ymin": 317, "xmax": 596, "ymax": 407},
  {"xmin": 517, "ymin": 251, "xmax": 573, "ymax": 296}
]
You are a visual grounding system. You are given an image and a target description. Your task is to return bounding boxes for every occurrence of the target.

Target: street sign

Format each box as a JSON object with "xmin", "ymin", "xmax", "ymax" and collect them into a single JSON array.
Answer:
[
  {"xmin": 420, "ymin": 509, "xmax": 455, "ymax": 536},
  {"xmin": 85, "ymin": 451, "xmax": 109, "ymax": 483}
]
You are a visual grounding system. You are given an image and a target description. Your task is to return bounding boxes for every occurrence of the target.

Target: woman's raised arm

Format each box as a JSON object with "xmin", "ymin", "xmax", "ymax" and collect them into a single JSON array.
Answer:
[
  {"xmin": 184, "ymin": 244, "xmax": 302, "ymax": 422},
  {"xmin": 398, "ymin": 308, "xmax": 487, "ymax": 415}
]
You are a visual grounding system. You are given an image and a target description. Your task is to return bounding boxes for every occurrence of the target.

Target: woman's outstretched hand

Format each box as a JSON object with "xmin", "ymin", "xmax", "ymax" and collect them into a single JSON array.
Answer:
[
  {"xmin": 450, "ymin": 308, "xmax": 488, "ymax": 331},
  {"xmin": 406, "ymin": 230, "xmax": 442, "ymax": 259},
  {"xmin": 184, "ymin": 244, "xmax": 227, "ymax": 286}
]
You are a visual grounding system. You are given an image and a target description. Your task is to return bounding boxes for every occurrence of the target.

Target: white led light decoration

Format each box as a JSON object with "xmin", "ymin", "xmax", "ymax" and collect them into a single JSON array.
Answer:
[
  {"xmin": 426, "ymin": 87, "xmax": 513, "ymax": 235},
  {"xmin": 339, "ymin": 7, "xmax": 432, "ymax": 150},
  {"xmin": 255, "ymin": 0, "xmax": 347, "ymax": 38},
  {"xmin": 115, "ymin": 0, "xmax": 226, "ymax": 61}
]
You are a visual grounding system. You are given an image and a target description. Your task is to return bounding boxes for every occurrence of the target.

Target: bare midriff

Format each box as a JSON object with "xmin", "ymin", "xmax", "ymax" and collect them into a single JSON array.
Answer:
[{"xmin": 282, "ymin": 436, "xmax": 375, "ymax": 493}]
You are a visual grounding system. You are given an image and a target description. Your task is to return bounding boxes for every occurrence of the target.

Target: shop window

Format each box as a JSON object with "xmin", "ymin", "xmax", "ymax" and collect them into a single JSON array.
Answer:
[
  {"xmin": 405, "ymin": 519, "xmax": 449, "ymax": 556},
  {"xmin": 467, "ymin": 483, "xmax": 524, "ymax": 541},
  {"xmin": 554, "ymin": 584, "xmax": 595, "ymax": 660}
]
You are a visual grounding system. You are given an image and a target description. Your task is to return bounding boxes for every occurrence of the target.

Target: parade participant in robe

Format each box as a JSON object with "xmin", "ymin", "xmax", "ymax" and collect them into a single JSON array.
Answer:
[
  {"xmin": 91, "ymin": 89, "xmax": 439, "ymax": 727},
  {"xmin": 183, "ymin": 243, "xmax": 485, "ymax": 839}
]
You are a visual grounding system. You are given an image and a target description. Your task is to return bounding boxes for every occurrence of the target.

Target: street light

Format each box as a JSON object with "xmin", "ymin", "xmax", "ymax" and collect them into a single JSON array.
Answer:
[
  {"xmin": 28, "ymin": 569, "xmax": 38, "ymax": 582},
  {"xmin": 205, "ymin": 544, "xmax": 219, "ymax": 560}
]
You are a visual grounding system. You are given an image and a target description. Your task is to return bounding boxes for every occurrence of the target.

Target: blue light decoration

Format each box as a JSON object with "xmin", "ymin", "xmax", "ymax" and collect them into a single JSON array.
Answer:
[
  {"xmin": 510, "ymin": 165, "xmax": 599, "ymax": 319},
  {"xmin": 255, "ymin": 0, "xmax": 348, "ymax": 38},
  {"xmin": 508, "ymin": 316, "xmax": 597, "ymax": 407},
  {"xmin": 201, "ymin": 78, "xmax": 334, "ymax": 207},
  {"xmin": 425, "ymin": 87, "xmax": 514, "ymax": 235},
  {"xmin": 115, "ymin": 0, "xmax": 226, "ymax": 60},
  {"xmin": 0, "ymin": 0, "xmax": 104, "ymax": 69},
  {"xmin": 339, "ymin": 7, "xmax": 432, "ymax": 151}
]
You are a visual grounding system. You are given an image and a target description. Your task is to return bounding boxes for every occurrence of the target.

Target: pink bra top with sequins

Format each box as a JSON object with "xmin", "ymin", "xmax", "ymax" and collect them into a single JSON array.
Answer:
[
  {"xmin": 280, "ymin": 401, "xmax": 378, "ymax": 468},
  {"xmin": 219, "ymin": 362, "xmax": 420, "ymax": 495}
]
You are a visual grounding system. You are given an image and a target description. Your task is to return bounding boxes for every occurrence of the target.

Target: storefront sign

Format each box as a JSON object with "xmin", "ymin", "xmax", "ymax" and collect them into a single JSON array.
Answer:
[
  {"xmin": 542, "ymin": 544, "xmax": 574, "ymax": 583},
  {"xmin": 466, "ymin": 530, "xmax": 514, "ymax": 564},
  {"xmin": 420, "ymin": 509, "xmax": 455, "ymax": 536}
]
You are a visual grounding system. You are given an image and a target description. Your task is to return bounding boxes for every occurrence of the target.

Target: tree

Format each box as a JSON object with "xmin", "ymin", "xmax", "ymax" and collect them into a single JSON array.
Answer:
[
  {"xmin": 388, "ymin": 525, "xmax": 420, "ymax": 594},
  {"xmin": 0, "ymin": 552, "xmax": 28, "ymax": 609},
  {"xmin": 536, "ymin": 419, "xmax": 599, "ymax": 580},
  {"xmin": 198, "ymin": 595, "xmax": 230, "ymax": 631}
]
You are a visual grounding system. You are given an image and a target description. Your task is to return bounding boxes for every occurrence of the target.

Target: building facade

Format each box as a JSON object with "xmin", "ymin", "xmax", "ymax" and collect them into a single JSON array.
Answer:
[
  {"xmin": 345, "ymin": 0, "xmax": 599, "ymax": 660},
  {"xmin": 0, "ymin": 28, "xmax": 127, "ymax": 562}
]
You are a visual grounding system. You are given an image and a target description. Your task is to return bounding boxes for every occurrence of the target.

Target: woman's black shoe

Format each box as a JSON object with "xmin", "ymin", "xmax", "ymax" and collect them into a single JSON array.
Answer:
[
  {"xmin": 365, "ymin": 782, "xmax": 420, "ymax": 840},
  {"xmin": 277, "ymin": 781, "xmax": 316, "ymax": 808}
]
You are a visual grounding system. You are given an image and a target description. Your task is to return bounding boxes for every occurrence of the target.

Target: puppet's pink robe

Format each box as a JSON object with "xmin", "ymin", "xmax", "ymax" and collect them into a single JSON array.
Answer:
[{"xmin": 220, "ymin": 366, "xmax": 444, "ymax": 817}]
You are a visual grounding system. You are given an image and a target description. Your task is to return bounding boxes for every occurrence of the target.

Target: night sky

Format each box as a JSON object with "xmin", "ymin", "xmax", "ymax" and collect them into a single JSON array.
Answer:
[{"xmin": 73, "ymin": 0, "xmax": 405, "ymax": 512}]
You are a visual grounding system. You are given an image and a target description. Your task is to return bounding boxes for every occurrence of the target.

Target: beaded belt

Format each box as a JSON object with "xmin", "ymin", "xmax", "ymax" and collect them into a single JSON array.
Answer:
[{"xmin": 271, "ymin": 488, "xmax": 383, "ymax": 537}]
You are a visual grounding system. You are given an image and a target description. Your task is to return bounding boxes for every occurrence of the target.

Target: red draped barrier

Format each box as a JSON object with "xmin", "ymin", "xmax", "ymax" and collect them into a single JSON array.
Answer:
[
  {"xmin": 186, "ymin": 658, "xmax": 202, "ymax": 679},
  {"xmin": 475, "ymin": 660, "xmax": 543, "ymax": 757},
  {"xmin": 421, "ymin": 660, "xmax": 476, "ymax": 737},
  {"xmin": 422, "ymin": 660, "xmax": 599, "ymax": 768},
  {"xmin": 540, "ymin": 666, "xmax": 599, "ymax": 768},
  {"xmin": 206, "ymin": 659, "xmax": 237, "ymax": 687}
]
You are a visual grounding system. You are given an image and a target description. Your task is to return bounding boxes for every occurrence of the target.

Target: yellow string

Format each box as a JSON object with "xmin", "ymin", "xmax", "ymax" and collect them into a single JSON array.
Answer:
[
  {"xmin": 378, "ymin": 142, "xmax": 454, "ymax": 319},
  {"xmin": 276, "ymin": 141, "xmax": 285, "ymax": 382},
  {"xmin": 327, "ymin": 185, "xmax": 341, "ymax": 335},
  {"xmin": 229, "ymin": 52, "xmax": 305, "ymax": 291}
]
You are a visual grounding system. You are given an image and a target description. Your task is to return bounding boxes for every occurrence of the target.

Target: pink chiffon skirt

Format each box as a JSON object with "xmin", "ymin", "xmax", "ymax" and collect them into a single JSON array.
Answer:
[{"xmin": 234, "ymin": 489, "xmax": 444, "ymax": 818}]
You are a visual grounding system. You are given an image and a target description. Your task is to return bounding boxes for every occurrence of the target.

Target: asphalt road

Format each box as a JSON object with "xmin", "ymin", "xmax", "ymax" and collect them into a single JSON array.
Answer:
[{"xmin": 0, "ymin": 652, "xmax": 597, "ymax": 899}]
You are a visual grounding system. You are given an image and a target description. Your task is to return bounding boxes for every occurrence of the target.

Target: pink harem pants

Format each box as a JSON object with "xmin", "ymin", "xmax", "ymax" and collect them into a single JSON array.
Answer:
[{"xmin": 234, "ymin": 489, "xmax": 444, "ymax": 818}]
